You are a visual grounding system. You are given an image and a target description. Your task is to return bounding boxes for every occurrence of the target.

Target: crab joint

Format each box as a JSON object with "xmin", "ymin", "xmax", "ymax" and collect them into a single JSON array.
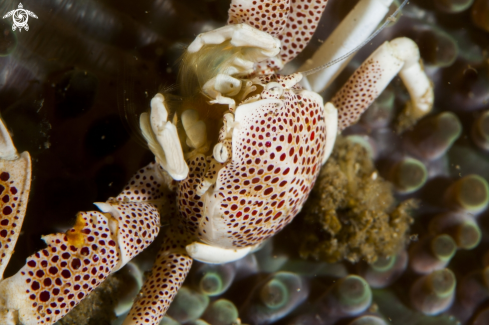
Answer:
[{"xmin": 333, "ymin": 37, "xmax": 433, "ymax": 131}]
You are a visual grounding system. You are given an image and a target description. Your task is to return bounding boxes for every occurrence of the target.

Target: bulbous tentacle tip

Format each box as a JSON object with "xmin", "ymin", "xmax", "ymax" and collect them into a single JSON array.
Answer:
[
  {"xmin": 241, "ymin": 271, "xmax": 309, "ymax": 324},
  {"xmin": 191, "ymin": 260, "xmax": 237, "ymax": 297},
  {"xmin": 389, "ymin": 157, "xmax": 428, "ymax": 194},
  {"xmin": 410, "ymin": 268, "xmax": 456, "ymax": 316},
  {"xmin": 358, "ymin": 250, "xmax": 408, "ymax": 288},
  {"xmin": 409, "ymin": 235, "xmax": 456, "ymax": 274},
  {"xmin": 331, "ymin": 275, "xmax": 372, "ymax": 316},
  {"xmin": 201, "ymin": 299, "xmax": 239, "ymax": 325},
  {"xmin": 166, "ymin": 287, "xmax": 209, "ymax": 324},
  {"xmin": 428, "ymin": 212, "xmax": 482, "ymax": 250},
  {"xmin": 444, "ymin": 174, "xmax": 489, "ymax": 214},
  {"xmin": 404, "ymin": 112, "xmax": 462, "ymax": 161}
]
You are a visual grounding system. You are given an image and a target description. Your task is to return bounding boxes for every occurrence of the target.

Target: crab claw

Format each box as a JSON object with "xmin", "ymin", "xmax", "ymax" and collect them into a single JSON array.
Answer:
[
  {"xmin": 0, "ymin": 119, "xmax": 31, "ymax": 280},
  {"xmin": 0, "ymin": 183, "xmax": 160, "ymax": 325},
  {"xmin": 140, "ymin": 94, "xmax": 189, "ymax": 181},
  {"xmin": 187, "ymin": 23, "xmax": 281, "ymax": 62},
  {"xmin": 0, "ymin": 129, "xmax": 163, "ymax": 325}
]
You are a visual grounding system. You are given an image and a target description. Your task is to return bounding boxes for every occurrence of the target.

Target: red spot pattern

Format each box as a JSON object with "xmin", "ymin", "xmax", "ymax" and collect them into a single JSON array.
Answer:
[
  {"xmin": 126, "ymin": 227, "xmax": 193, "ymax": 325},
  {"xmin": 117, "ymin": 163, "xmax": 170, "ymax": 210},
  {"xmin": 278, "ymin": 0, "xmax": 329, "ymax": 64},
  {"xmin": 332, "ymin": 59, "xmax": 383, "ymax": 131},
  {"xmin": 228, "ymin": 0, "xmax": 290, "ymax": 37},
  {"xmin": 228, "ymin": 0, "xmax": 329, "ymax": 71},
  {"xmin": 178, "ymin": 79, "xmax": 327, "ymax": 249},
  {"xmin": 10, "ymin": 211, "xmax": 119, "ymax": 324},
  {"xmin": 177, "ymin": 156, "xmax": 207, "ymax": 236},
  {"xmin": 116, "ymin": 203, "xmax": 160, "ymax": 263}
]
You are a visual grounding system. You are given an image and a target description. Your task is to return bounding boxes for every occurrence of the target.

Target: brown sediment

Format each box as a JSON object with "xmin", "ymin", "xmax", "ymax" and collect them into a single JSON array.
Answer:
[{"xmin": 296, "ymin": 136, "xmax": 417, "ymax": 264}]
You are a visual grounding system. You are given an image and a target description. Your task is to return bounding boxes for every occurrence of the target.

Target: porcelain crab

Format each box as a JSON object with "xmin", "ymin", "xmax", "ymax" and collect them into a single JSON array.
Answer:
[{"xmin": 0, "ymin": 0, "xmax": 433, "ymax": 324}]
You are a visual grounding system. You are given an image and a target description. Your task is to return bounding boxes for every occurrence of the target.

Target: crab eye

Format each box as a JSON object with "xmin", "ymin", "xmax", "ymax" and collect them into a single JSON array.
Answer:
[
  {"xmin": 213, "ymin": 143, "xmax": 229, "ymax": 163},
  {"xmin": 214, "ymin": 74, "xmax": 242, "ymax": 96},
  {"xmin": 264, "ymin": 82, "xmax": 283, "ymax": 96}
]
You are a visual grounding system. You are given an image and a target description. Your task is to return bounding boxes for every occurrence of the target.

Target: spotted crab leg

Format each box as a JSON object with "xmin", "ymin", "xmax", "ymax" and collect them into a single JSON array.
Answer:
[
  {"xmin": 300, "ymin": 0, "xmax": 395, "ymax": 92},
  {"xmin": 0, "ymin": 163, "xmax": 166, "ymax": 325},
  {"xmin": 0, "ymin": 119, "xmax": 31, "ymax": 280},
  {"xmin": 122, "ymin": 226, "xmax": 193, "ymax": 325},
  {"xmin": 331, "ymin": 37, "xmax": 434, "ymax": 131}
]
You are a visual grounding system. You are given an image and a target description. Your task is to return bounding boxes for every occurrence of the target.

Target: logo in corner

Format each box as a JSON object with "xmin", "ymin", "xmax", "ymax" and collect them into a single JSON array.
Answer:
[{"xmin": 2, "ymin": 3, "xmax": 38, "ymax": 32}]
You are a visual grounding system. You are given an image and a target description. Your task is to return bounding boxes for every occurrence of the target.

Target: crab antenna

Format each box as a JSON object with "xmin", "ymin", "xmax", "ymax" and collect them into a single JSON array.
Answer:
[{"xmin": 301, "ymin": 0, "xmax": 409, "ymax": 77}]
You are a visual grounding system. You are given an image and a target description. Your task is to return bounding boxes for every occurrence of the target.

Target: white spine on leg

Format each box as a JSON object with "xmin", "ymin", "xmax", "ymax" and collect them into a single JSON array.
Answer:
[{"xmin": 300, "ymin": 0, "xmax": 394, "ymax": 92}]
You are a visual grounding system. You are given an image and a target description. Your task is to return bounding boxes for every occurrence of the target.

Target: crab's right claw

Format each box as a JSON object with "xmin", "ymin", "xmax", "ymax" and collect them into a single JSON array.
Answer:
[
  {"xmin": 0, "ymin": 119, "xmax": 31, "ymax": 280},
  {"xmin": 140, "ymin": 94, "xmax": 189, "ymax": 181}
]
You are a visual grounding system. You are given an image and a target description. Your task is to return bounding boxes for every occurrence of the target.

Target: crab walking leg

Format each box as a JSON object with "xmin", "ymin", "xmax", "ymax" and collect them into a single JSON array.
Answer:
[
  {"xmin": 276, "ymin": 0, "xmax": 330, "ymax": 65},
  {"xmin": 0, "ymin": 164, "xmax": 163, "ymax": 325},
  {"xmin": 300, "ymin": 0, "xmax": 394, "ymax": 92},
  {"xmin": 228, "ymin": 0, "xmax": 290, "ymax": 38},
  {"xmin": 332, "ymin": 37, "xmax": 434, "ymax": 131},
  {"xmin": 0, "ymin": 120, "xmax": 31, "ymax": 280},
  {"xmin": 122, "ymin": 227, "xmax": 193, "ymax": 325}
]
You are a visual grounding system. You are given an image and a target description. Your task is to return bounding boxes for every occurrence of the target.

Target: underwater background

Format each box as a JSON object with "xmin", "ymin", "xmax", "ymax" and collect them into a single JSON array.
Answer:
[{"xmin": 0, "ymin": 0, "xmax": 489, "ymax": 324}]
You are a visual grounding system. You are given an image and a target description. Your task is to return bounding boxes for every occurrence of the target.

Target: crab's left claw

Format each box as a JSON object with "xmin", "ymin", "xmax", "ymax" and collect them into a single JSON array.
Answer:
[{"xmin": 0, "ymin": 119, "xmax": 31, "ymax": 280}]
